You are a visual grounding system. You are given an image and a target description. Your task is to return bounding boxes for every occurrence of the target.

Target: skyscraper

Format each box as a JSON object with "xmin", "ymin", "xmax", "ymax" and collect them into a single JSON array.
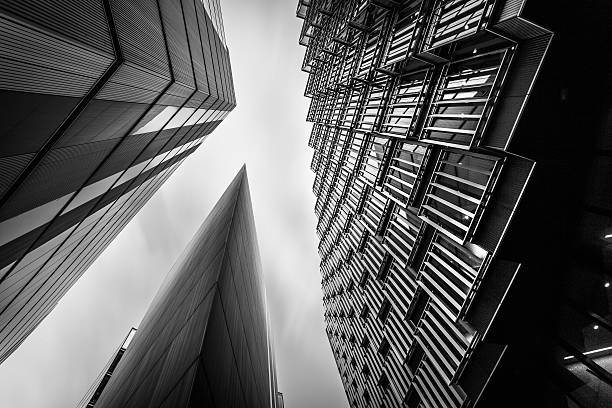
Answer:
[
  {"xmin": 0, "ymin": 0, "xmax": 235, "ymax": 363},
  {"xmin": 296, "ymin": 1, "xmax": 612, "ymax": 407},
  {"xmin": 79, "ymin": 167, "xmax": 280, "ymax": 408},
  {"xmin": 78, "ymin": 328, "xmax": 138, "ymax": 408}
]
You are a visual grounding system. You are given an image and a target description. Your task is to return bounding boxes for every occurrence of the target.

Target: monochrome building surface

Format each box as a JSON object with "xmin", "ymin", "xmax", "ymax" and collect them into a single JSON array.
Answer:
[
  {"xmin": 82, "ymin": 167, "xmax": 280, "ymax": 408},
  {"xmin": 77, "ymin": 328, "xmax": 137, "ymax": 408},
  {"xmin": 297, "ymin": 0, "xmax": 612, "ymax": 407},
  {"xmin": 0, "ymin": 0, "xmax": 235, "ymax": 363}
]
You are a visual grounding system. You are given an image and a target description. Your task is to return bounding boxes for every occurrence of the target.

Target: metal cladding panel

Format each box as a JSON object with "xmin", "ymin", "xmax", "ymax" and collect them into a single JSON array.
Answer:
[
  {"xmin": 0, "ymin": 0, "xmax": 114, "ymax": 55},
  {"xmin": 0, "ymin": 0, "xmax": 235, "ymax": 363},
  {"xmin": 0, "ymin": 153, "xmax": 36, "ymax": 198},
  {"xmin": 494, "ymin": 0, "xmax": 527, "ymax": 23},
  {"xmin": 90, "ymin": 169, "xmax": 277, "ymax": 408},
  {"xmin": 481, "ymin": 34, "xmax": 552, "ymax": 150}
]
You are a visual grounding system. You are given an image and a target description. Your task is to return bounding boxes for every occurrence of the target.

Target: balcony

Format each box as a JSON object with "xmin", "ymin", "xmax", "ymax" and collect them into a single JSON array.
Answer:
[
  {"xmin": 296, "ymin": 0, "xmax": 311, "ymax": 19},
  {"xmin": 383, "ymin": 0, "xmax": 426, "ymax": 66},
  {"xmin": 419, "ymin": 149, "xmax": 501, "ymax": 244},
  {"xmin": 355, "ymin": 9, "xmax": 390, "ymax": 79},
  {"xmin": 423, "ymin": 0, "xmax": 494, "ymax": 51},
  {"xmin": 421, "ymin": 48, "xmax": 511, "ymax": 148},
  {"xmin": 330, "ymin": 89, "xmax": 348, "ymax": 125},
  {"xmin": 418, "ymin": 231, "xmax": 487, "ymax": 321},
  {"xmin": 344, "ymin": 132, "xmax": 368, "ymax": 175},
  {"xmin": 413, "ymin": 301, "xmax": 470, "ymax": 407},
  {"xmin": 360, "ymin": 188, "xmax": 389, "ymax": 236},
  {"xmin": 413, "ymin": 354, "xmax": 467, "ymax": 408},
  {"xmin": 383, "ymin": 206, "xmax": 423, "ymax": 267},
  {"xmin": 383, "ymin": 141, "xmax": 431, "ymax": 206},
  {"xmin": 356, "ymin": 79, "xmax": 389, "ymax": 133},
  {"xmin": 361, "ymin": 135, "xmax": 392, "ymax": 187},
  {"xmin": 340, "ymin": 84, "xmax": 365, "ymax": 129},
  {"xmin": 378, "ymin": 70, "xmax": 430, "ymax": 138}
]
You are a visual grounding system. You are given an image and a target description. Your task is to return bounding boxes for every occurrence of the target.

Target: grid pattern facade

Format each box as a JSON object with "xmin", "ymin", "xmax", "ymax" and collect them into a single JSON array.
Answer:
[
  {"xmin": 0, "ymin": 0, "xmax": 235, "ymax": 364},
  {"xmin": 88, "ymin": 168, "xmax": 280, "ymax": 408},
  {"xmin": 297, "ymin": 1, "xmax": 551, "ymax": 407}
]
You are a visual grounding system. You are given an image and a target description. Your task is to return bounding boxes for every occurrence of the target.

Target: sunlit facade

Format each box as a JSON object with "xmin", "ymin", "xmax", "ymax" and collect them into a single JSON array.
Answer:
[
  {"xmin": 295, "ymin": 0, "xmax": 612, "ymax": 406},
  {"xmin": 0, "ymin": 0, "xmax": 234, "ymax": 364}
]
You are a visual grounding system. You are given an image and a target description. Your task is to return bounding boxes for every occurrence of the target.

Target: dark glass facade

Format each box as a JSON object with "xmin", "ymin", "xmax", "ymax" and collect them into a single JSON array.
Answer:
[
  {"xmin": 0, "ymin": 0, "xmax": 235, "ymax": 364},
  {"xmin": 297, "ymin": 1, "xmax": 612, "ymax": 407},
  {"xmin": 82, "ymin": 167, "xmax": 280, "ymax": 408}
]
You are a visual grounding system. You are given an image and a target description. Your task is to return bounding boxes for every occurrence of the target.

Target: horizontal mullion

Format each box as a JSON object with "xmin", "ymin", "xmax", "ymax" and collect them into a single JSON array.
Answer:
[
  {"xmin": 432, "ymin": 98, "xmax": 487, "ymax": 105},
  {"xmin": 421, "ymin": 204, "xmax": 470, "ymax": 232},
  {"xmin": 435, "ymin": 170, "xmax": 488, "ymax": 190},
  {"xmin": 422, "ymin": 263, "xmax": 465, "ymax": 308},
  {"xmin": 427, "ymin": 251, "xmax": 472, "ymax": 289},
  {"xmin": 430, "ymin": 182, "xmax": 480, "ymax": 204},
  {"xmin": 425, "ymin": 126, "xmax": 476, "ymax": 135},
  {"xmin": 428, "ymin": 113, "xmax": 481, "ymax": 119},
  {"xmin": 426, "ymin": 193, "xmax": 475, "ymax": 218},
  {"xmin": 432, "ymin": 241, "xmax": 480, "ymax": 277}
]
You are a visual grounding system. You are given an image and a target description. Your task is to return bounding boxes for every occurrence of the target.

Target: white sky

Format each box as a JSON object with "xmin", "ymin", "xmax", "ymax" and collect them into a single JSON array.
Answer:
[{"xmin": 0, "ymin": 1, "xmax": 348, "ymax": 407}]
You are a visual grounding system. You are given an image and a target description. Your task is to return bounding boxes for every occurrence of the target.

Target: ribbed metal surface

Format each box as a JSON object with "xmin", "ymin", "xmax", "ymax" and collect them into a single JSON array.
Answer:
[
  {"xmin": 481, "ymin": 34, "xmax": 552, "ymax": 150},
  {"xmin": 0, "ymin": 0, "xmax": 236, "ymax": 364},
  {"xmin": 494, "ymin": 0, "xmax": 526, "ymax": 23},
  {"xmin": 0, "ymin": 0, "xmax": 114, "ymax": 55}
]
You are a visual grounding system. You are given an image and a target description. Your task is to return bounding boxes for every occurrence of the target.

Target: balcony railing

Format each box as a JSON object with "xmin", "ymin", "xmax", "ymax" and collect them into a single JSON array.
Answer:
[
  {"xmin": 383, "ymin": 141, "xmax": 431, "ymax": 206},
  {"xmin": 413, "ymin": 354, "xmax": 466, "ymax": 408},
  {"xmin": 418, "ymin": 231, "xmax": 487, "ymax": 321},
  {"xmin": 355, "ymin": 9, "xmax": 390, "ymax": 79},
  {"xmin": 341, "ymin": 84, "xmax": 365, "ymax": 128},
  {"xmin": 419, "ymin": 149, "xmax": 501, "ymax": 244},
  {"xmin": 360, "ymin": 188, "xmax": 388, "ymax": 236},
  {"xmin": 361, "ymin": 135, "xmax": 392, "ymax": 187},
  {"xmin": 383, "ymin": 206, "xmax": 423, "ymax": 267},
  {"xmin": 423, "ymin": 0, "xmax": 494, "ymax": 51},
  {"xmin": 383, "ymin": 0, "xmax": 426, "ymax": 66},
  {"xmin": 413, "ymin": 302, "xmax": 469, "ymax": 407},
  {"xmin": 356, "ymin": 79, "xmax": 389, "ymax": 132},
  {"xmin": 344, "ymin": 132, "xmax": 367, "ymax": 174},
  {"xmin": 378, "ymin": 70, "xmax": 430, "ymax": 138},
  {"xmin": 421, "ymin": 48, "xmax": 511, "ymax": 148}
]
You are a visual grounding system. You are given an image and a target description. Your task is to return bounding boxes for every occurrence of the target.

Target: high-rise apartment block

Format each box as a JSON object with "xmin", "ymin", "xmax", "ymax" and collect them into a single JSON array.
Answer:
[
  {"xmin": 0, "ymin": 0, "xmax": 235, "ymax": 363},
  {"xmin": 297, "ymin": 1, "xmax": 612, "ymax": 407},
  {"xmin": 79, "ymin": 168, "xmax": 280, "ymax": 408}
]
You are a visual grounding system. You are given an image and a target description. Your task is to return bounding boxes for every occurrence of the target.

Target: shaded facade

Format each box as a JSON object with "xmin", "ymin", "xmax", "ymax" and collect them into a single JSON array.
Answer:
[
  {"xmin": 0, "ymin": 0, "xmax": 235, "ymax": 363},
  {"xmin": 297, "ymin": 0, "xmax": 612, "ymax": 407},
  {"xmin": 83, "ymin": 167, "xmax": 280, "ymax": 408}
]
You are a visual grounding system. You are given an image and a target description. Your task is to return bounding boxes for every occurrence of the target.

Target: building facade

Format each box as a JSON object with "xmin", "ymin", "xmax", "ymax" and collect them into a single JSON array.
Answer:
[
  {"xmin": 77, "ymin": 328, "xmax": 138, "ymax": 408},
  {"xmin": 0, "ymin": 0, "xmax": 235, "ymax": 364},
  {"xmin": 297, "ymin": 1, "xmax": 612, "ymax": 407},
  {"xmin": 81, "ymin": 167, "xmax": 280, "ymax": 408}
]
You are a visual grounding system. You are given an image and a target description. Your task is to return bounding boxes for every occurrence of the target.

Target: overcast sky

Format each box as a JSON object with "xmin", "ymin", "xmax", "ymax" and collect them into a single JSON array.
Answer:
[{"xmin": 0, "ymin": 1, "xmax": 348, "ymax": 407}]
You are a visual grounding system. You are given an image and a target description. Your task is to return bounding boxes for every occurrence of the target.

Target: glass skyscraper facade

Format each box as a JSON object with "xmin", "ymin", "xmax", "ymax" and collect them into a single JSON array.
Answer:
[
  {"xmin": 0, "ymin": 0, "xmax": 235, "ymax": 364},
  {"xmin": 79, "ymin": 167, "xmax": 280, "ymax": 408},
  {"xmin": 295, "ymin": 1, "xmax": 612, "ymax": 407}
]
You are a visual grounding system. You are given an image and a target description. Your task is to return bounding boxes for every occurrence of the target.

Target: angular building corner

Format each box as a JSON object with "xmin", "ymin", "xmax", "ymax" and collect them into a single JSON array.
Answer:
[
  {"xmin": 79, "ymin": 166, "xmax": 281, "ymax": 408},
  {"xmin": 297, "ymin": 0, "xmax": 612, "ymax": 407},
  {"xmin": 0, "ymin": 0, "xmax": 235, "ymax": 363}
]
